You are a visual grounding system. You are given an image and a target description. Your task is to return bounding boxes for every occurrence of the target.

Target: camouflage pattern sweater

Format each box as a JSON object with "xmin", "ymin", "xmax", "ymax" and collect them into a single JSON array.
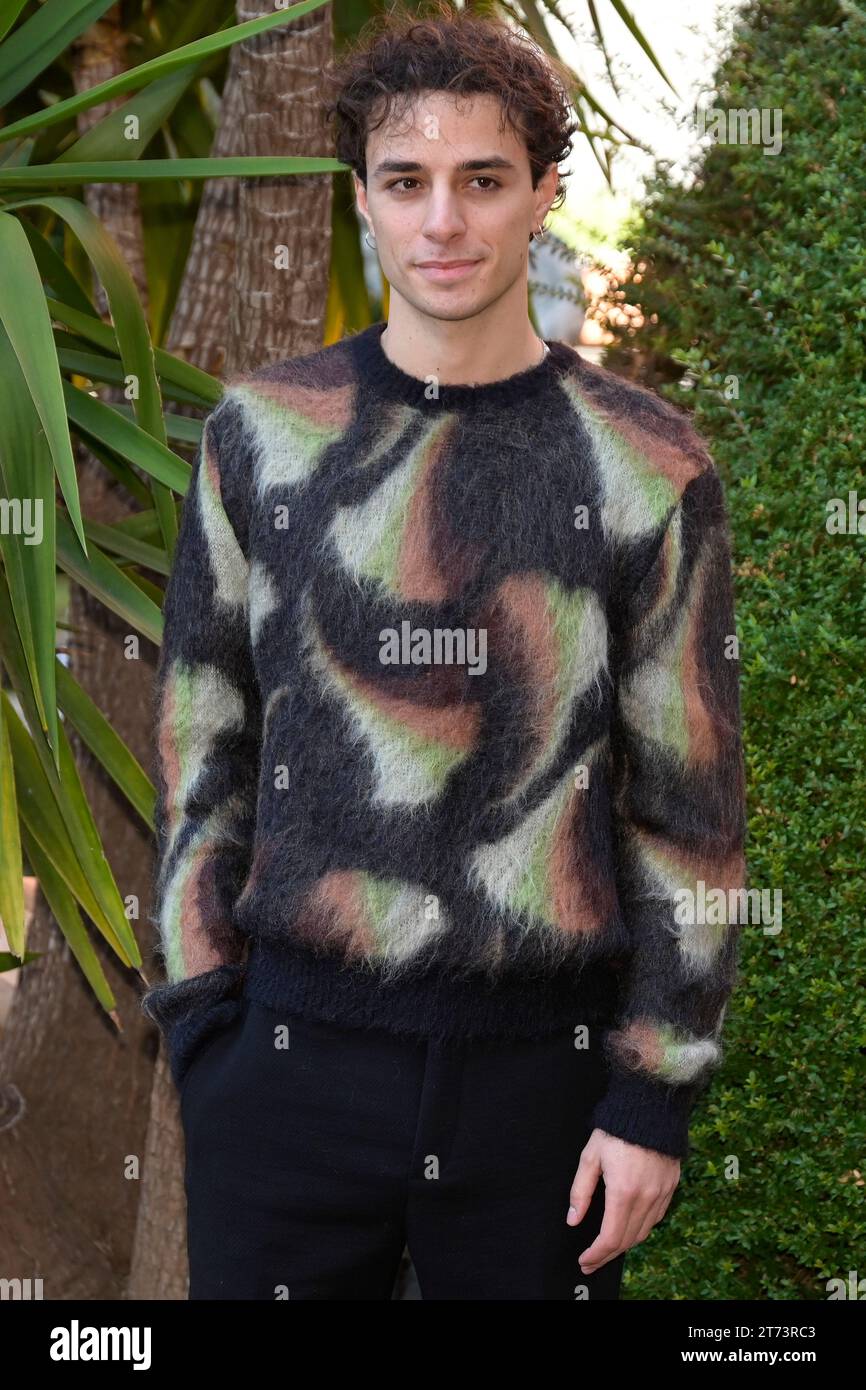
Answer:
[{"xmin": 141, "ymin": 319, "xmax": 748, "ymax": 1160}]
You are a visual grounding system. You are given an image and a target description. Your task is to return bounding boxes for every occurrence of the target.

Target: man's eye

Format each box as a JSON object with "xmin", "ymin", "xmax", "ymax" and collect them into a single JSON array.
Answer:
[{"xmin": 385, "ymin": 177, "xmax": 501, "ymax": 192}]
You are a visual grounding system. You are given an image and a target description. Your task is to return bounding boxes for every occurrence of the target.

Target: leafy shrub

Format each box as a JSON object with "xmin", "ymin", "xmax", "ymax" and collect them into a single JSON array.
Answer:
[{"xmin": 598, "ymin": 0, "xmax": 866, "ymax": 1300}]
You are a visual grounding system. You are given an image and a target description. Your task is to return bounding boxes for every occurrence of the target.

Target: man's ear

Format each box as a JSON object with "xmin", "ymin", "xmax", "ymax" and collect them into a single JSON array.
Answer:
[
  {"xmin": 353, "ymin": 171, "xmax": 369, "ymax": 223},
  {"xmin": 535, "ymin": 161, "xmax": 558, "ymax": 223}
]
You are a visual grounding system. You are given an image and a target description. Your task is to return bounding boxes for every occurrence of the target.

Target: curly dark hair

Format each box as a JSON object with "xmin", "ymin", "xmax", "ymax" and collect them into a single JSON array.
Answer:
[{"xmin": 325, "ymin": 0, "xmax": 578, "ymax": 216}]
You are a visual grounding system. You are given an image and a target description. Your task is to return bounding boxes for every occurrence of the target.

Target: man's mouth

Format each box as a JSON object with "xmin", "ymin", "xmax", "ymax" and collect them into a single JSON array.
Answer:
[{"xmin": 415, "ymin": 259, "xmax": 481, "ymax": 282}]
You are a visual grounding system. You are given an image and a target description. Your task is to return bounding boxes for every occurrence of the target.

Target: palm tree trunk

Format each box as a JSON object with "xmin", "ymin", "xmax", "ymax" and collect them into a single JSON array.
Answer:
[
  {"xmin": 227, "ymin": 0, "xmax": 335, "ymax": 372},
  {"xmin": 130, "ymin": 1, "xmax": 335, "ymax": 1298},
  {"xmin": 166, "ymin": 0, "xmax": 335, "ymax": 376}
]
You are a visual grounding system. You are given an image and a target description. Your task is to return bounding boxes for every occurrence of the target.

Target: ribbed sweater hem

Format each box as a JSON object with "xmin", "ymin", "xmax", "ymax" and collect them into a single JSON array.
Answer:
[{"xmin": 240, "ymin": 936, "xmax": 623, "ymax": 1044}]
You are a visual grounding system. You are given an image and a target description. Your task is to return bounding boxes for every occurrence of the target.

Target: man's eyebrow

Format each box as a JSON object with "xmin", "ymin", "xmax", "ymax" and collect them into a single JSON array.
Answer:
[{"xmin": 371, "ymin": 156, "xmax": 517, "ymax": 178}]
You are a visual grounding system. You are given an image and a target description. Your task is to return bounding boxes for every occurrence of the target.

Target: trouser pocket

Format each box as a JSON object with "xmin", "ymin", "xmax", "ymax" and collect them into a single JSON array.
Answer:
[
  {"xmin": 141, "ymin": 963, "xmax": 246, "ymax": 1094},
  {"xmin": 178, "ymin": 996, "xmax": 247, "ymax": 1104}
]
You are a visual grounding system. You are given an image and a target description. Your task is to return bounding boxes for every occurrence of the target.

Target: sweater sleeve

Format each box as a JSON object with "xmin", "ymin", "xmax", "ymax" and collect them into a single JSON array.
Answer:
[
  {"xmin": 140, "ymin": 394, "xmax": 260, "ymax": 1089},
  {"xmin": 590, "ymin": 460, "xmax": 747, "ymax": 1159}
]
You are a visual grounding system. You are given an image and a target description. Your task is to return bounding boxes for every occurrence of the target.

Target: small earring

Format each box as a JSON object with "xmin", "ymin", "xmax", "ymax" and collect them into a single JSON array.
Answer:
[
  {"xmin": 533, "ymin": 222, "xmax": 547, "ymax": 242},
  {"xmin": 364, "ymin": 229, "xmax": 377, "ymax": 249}
]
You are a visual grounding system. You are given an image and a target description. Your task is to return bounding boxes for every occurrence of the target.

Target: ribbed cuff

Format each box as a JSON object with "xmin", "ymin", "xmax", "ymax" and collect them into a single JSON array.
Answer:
[
  {"xmin": 590, "ymin": 1069, "xmax": 703, "ymax": 1160},
  {"xmin": 140, "ymin": 963, "xmax": 246, "ymax": 1092}
]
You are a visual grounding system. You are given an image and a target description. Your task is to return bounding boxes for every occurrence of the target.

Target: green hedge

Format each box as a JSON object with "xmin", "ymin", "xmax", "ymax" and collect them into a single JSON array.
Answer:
[{"xmin": 599, "ymin": 0, "xmax": 866, "ymax": 1299}]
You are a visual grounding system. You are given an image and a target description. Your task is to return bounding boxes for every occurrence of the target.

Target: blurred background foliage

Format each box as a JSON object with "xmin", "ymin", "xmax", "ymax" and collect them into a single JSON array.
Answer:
[{"xmin": 595, "ymin": 0, "xmax": 865, "ymax": 1298}]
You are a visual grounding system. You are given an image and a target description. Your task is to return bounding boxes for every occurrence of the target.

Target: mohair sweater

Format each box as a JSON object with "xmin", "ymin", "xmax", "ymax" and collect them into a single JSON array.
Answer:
[{"xmin": 141, "ymin": 319, "xmax": 748, "ymax": 1160}]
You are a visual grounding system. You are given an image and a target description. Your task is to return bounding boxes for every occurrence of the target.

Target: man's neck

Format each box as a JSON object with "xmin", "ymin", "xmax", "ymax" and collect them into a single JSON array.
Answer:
[{"xmin": 380, "ymin": 302, "xmax": 547, "ymax": 387}]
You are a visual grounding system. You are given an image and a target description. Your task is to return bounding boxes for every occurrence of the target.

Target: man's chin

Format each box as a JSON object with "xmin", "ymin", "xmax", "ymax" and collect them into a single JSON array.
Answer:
[{"xmin": 392, "ymin": 283, "xmax": 496, "ymax": 325}]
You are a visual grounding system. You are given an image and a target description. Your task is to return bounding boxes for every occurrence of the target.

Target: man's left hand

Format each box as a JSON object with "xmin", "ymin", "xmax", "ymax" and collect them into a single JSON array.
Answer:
[{"xmin": 567, "ymin": 1128, "xmax": 681, "ymax": 1273}]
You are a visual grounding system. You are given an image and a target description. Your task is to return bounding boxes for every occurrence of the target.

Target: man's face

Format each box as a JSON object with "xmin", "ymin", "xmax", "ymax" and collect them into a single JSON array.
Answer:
[{"xmin": 354, "ymin": 90, "xmax": 557, "ymax": 322}]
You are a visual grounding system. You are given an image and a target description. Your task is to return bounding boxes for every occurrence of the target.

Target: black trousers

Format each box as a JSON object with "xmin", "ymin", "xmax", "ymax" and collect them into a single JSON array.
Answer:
[{"xmin": 181, "ymin": 995, "xmax": 627, "ymax": 1301}]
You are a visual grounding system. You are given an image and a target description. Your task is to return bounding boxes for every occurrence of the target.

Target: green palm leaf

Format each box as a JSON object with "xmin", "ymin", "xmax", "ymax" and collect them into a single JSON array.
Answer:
[
  {"xmin": 0, "ymin": 681, "xmax": 25, "ymax": 957},
  {"xmin": 0, "ymin": 155, "xmax": 346, "ymax": 187},
  {"xmin": 0, "ymin": 214, "xmax": 86, "ymax": 550},
  {"xmin": 56, "ymin": 511, "xmax": 163, "ymax": 646},
  {"xmin": 55, "ymin": 657, "xmax": 156, "ymax": 829},
  {"xmin": 0, "ymin": 0, "xmax": 332, "ymax": 142},
  {"xmin": 0, "ymin": 0, "xmax": 117, "ymax": 107},
  {"xmin": 0, "ymin": 323, "xmax": 57, "ymax": 754},
  {"xmin": 19, "ymin": 823, "xmax": 121, "ymax": 1018}
]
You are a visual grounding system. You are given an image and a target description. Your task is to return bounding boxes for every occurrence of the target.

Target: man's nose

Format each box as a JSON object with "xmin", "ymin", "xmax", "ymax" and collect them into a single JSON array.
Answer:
[{"xmin": 420, "ymin": 191, "xmax": 467, "ymax": 241}]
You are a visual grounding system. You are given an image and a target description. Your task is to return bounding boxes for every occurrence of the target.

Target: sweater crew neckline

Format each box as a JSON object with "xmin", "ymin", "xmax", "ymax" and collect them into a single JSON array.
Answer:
[{"xmin": 351, "ymin": 319, "xmax": 573, "ymax": 410}]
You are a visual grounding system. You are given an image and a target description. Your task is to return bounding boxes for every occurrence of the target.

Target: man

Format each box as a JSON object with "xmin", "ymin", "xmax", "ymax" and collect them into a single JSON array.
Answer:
[{"xmin": 142, "ymin": 7, "xmax": 747, "ymax": 1301}]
